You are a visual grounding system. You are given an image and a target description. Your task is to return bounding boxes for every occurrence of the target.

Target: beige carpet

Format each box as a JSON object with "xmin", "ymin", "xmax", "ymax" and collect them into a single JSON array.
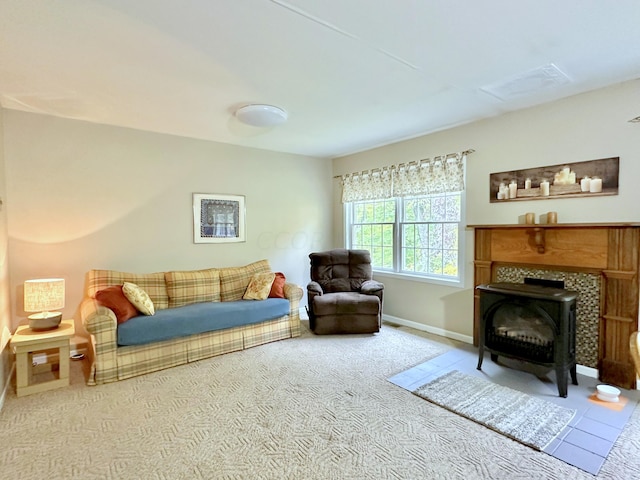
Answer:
[{"xmin": 2, "ymin": 322, "xmax": 640, "ymax": 480}]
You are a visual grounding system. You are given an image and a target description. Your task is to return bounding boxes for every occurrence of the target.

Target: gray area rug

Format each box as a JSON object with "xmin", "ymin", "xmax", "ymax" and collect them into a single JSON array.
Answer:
[
  {"xmin": 2, "ymin": 322, "xmax": 639, "ymax": 479},
  {"xmin": 413, "ymin": 369, "xmax": 577, "ymax": 451}
]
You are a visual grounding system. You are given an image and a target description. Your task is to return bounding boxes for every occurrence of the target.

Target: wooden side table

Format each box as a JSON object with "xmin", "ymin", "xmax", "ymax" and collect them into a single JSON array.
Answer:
[{"xmin": 10, "ymin": 319, "xmax": 75, "ymax": 397}]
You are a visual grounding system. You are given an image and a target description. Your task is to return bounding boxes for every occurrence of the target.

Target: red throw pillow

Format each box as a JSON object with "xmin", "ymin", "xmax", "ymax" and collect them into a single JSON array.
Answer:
[
  {"xmin": 268, "ymin": 272, "xmax": 286, "ymax": 298},
  {"xmin": 95, "ymin": 285, "xmax": 139, "ymax": 324}
]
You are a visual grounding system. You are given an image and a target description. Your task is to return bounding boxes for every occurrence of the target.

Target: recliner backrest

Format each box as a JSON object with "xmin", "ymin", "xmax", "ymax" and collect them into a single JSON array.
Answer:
[{"xmin": 309, "ymin": 249, "xmax": 372, "ymax": 293}]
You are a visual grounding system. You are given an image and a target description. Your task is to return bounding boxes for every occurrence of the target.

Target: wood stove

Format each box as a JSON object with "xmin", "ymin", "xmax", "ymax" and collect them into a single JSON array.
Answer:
[{"xmin": 476, "ymin": 280, "xmax": 578, "ymax": 397}]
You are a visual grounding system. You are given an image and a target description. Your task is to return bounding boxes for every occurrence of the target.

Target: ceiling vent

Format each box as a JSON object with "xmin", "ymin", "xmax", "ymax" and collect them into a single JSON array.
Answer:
[{"xmin": 480, "ymin": 63, "xmax": 571, "ymax": 101}]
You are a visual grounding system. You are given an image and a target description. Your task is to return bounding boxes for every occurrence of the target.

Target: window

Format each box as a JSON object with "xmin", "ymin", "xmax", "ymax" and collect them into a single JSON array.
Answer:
[
  {"xmin": 347, "ymin": 191, "xmax": 464, "ymax": 283},
  {"xmin": 341, "ymin": 150, "xmax": 468, "ymax": 285}
]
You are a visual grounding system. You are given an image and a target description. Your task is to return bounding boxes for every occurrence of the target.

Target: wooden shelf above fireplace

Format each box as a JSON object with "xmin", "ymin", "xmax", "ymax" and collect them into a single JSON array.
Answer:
[
  {"xmin": 469, "ymin": 222, "xmax": 640, "ymax": 389},
  {"xmin": 468, "ymin": 222, "xmax": 640, "ymax": 229}
]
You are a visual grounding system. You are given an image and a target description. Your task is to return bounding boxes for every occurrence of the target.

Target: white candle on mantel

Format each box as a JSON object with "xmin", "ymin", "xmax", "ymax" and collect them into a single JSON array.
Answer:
[
  {"xmin": 580, "ymin": 176, "xmax": 591, "ymax": 192},
  {"xmin": 525, "ymin": 178, "xmax": 532, "ymax": 189},
  {"xmin": 508, "ymin": 181, "xmax": 518, "ymax": 199},
  {"xmin": 590, "ymin": 177, "xmax": 603, "ymax": 193},
  {"xmin": 540, "ymin": 180, "xmax": 550, "ymax": 196}
]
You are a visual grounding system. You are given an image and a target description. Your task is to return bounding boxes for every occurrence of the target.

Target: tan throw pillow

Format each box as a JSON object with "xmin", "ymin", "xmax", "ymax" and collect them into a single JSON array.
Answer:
[
  {"xmin": 122, "ymin": 282, "xmax": 155, "ymax": 315},
  {"xmin": 243, "ymin": 272, "xmax": 276, "ymax": 300}
]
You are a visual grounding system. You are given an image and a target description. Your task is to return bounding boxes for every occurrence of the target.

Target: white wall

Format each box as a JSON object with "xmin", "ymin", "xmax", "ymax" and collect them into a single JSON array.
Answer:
[
  {"xmin": 3, "ymin": 111, "xmax": 334, "ymax": 336},
  {"xmin": 0, "ymin": 107, "xmax": 13, "ymax": 407},
  {"xmin": 333, "ymin": 79, "xmax": 640, "ymax": 338}
]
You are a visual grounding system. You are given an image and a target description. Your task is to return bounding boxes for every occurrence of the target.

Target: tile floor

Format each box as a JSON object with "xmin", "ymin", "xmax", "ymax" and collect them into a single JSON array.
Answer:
[{"xmin": 388, "ymin": 341, "xmax": 639, "ymax": 475}]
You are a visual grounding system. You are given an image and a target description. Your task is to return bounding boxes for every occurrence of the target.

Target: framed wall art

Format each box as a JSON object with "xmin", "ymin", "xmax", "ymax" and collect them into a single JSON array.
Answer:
[
  {"xmin": 489, "ymin": 157, "xmax": 619, "ymax": 203},
  {"xmin": 193, "ymin": 193, "xmax": 245, "ymax": 243}
]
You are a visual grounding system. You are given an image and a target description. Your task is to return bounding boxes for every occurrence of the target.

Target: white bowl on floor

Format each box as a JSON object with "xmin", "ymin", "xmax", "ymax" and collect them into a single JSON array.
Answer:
[{"xmin": 596, "ymin": 384, "xmax": 621, "ymax": 402}]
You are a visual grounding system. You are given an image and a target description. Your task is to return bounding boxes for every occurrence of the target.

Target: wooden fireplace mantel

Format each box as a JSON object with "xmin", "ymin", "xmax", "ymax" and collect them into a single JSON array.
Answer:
[{"xmin": 469, "ymin": 222, "xmax": 640, "ymax": 389}]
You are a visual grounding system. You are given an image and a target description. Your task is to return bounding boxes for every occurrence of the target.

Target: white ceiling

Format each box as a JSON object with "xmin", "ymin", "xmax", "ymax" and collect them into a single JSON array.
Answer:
[{"xmin": 1, "ymin": 0, "xmax": 639, "ymax": 159}]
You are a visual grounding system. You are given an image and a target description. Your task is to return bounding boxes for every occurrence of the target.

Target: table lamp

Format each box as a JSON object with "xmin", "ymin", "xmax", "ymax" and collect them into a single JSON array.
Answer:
[{"xmin": 24, "ymin": 278, "xmax": 65, "ymax": 331}]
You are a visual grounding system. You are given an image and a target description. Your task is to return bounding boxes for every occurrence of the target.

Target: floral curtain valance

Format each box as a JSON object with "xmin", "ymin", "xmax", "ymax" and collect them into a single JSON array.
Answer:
[
  {"xmin": 340, "ymin": 151, "xmax": 469, "ymax": 203},
  {"xmin": 341, "ymin": 167, "xmax": 393, "ymax": 202}
]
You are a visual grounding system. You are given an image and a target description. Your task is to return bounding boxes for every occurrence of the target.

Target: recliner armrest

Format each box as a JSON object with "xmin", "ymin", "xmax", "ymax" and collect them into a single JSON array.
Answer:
[
  {"xmin": 306, "ymin": 281, "xmax": 324, "ymax": 326},
  {"xmin": 307, "ymin": 281, "xmax": 323, "ymax": 295},
  {"xmin": 361, "ymin": 280, "xmax": 384, "ymax": 295}
]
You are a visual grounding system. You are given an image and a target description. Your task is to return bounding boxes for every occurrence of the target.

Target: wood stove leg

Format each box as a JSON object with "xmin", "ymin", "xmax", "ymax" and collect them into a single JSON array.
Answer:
[
  {"xmin": 556, "ymin": 367, "xmax": 568, "ymax": 398},
  {"xmin": 570, "ymin": 364, "xmax": 578, "ymax": 385},
  {"xmin": 477, "ymin": 345, "xmax": 484, "ymax": 370}
]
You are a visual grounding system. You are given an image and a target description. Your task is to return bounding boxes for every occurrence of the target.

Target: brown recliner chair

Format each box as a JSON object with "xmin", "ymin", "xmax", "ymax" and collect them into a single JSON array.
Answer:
[{"xmin": 307, "ymin": 249, "xmax": 384, "ymax": 334}]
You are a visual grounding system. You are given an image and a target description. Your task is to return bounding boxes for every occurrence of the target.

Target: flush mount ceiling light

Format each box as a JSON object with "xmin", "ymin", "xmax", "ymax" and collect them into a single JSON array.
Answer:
[{"xmin": 234, "ymin": 104, "xmax": 288, "ymax": 127}]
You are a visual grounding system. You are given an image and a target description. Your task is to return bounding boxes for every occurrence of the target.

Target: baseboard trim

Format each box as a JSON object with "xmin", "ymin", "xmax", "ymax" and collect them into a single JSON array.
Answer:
[
  {"xmin": 382, "ymin": 314, "xmax": 600, "ymax": 380},
  {"xmin": 383, "ymin": 314, "xmax": 474, "ymax": 345},
  {"xmin": 0, "ymin": 362, "xmax": 15, "ymax": 412},
  {"xmin": 576, "ymin": 365, "xmax": 598, "ymax": 379}
]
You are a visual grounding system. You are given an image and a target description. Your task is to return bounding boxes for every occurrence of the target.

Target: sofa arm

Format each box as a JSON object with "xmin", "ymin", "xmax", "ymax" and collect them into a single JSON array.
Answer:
[
  {"xmin": 284, "ymin": 282, "xmax": 303, "ymax": 302},
  {"xmin": 284, "ymin": 282, "xmax": 304, "ymax": 316},
  {"xmin": 81, "ymin": 298, "xmax": 119, "ymax": 385},
  {"xmin": 283, "ymin": 282, "xmax": 303, "ymax": 336}
]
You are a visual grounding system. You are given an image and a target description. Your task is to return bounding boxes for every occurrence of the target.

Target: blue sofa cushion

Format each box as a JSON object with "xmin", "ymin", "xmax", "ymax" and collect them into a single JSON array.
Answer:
[{"xmin": 117, "ymin": 299, "xmax": 290, "ymax": 346}]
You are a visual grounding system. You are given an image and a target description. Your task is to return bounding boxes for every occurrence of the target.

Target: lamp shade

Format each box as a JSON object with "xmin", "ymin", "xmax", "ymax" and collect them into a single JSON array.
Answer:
[
  {"xmin": 24, "ymin": 278, "xmax": 65, "ymax": 312},
  {"xmin": 234, "ymin": 104, "xmax": 288, "ymax": 127}
]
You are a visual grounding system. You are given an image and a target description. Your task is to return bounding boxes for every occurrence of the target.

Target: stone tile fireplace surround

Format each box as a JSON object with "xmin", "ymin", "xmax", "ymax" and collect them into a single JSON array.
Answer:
[{"xmin": 470, "ymin": 223, "xmax": 640, "ymax": 389}]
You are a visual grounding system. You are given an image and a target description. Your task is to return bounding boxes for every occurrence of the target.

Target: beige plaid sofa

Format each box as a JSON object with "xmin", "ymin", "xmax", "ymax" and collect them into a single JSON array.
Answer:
[{"xmin": 81, "ymin": 259, "xmax": 302, "ymax": 385}]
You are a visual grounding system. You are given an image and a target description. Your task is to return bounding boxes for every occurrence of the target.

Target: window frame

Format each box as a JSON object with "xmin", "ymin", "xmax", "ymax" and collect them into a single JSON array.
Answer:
[{"xmin": 344, "ymin": 190, "xmax": 466, "ymax": 288}]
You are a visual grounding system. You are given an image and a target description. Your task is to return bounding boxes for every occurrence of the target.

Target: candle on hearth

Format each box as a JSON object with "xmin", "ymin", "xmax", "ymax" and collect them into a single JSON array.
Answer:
[
  {"xmin": 590, "ymin": 176, "xmax": 603, "ymax": 193},
  {"xmin": 525, "ymin": 178, "xmax": 532, "ymax": 189},
  {"xmin": 540, "ymin": 179, "xmax": 550, "ymax": 196},
  {"xmin": 580, "ymin": 176, "xmax": 590, "ymax": 192},
  {"xmin": 508, "ymin": 180, "xmax": 517, "ymax": 199}
]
